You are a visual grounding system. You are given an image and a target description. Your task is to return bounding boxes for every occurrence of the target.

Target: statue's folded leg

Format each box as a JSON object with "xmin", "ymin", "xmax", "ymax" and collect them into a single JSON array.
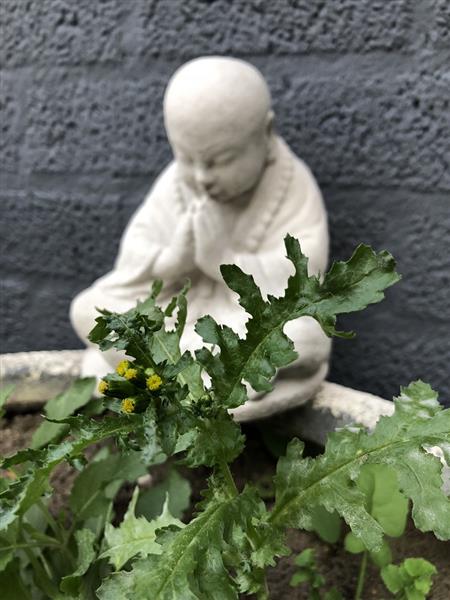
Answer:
[
  {"xmin": 231, "ymin": 361, "xmax": 328, "ymax": 422},
  {"xmin": 71, "ymin": 286, "xmax": 132, "ymax": 380}
]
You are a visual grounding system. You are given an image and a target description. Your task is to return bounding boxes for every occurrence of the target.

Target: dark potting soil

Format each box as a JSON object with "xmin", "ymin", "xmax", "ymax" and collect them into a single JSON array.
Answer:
[{"xmin": 1, "ymin": 415, "xmax": 449, "ymax": 599}]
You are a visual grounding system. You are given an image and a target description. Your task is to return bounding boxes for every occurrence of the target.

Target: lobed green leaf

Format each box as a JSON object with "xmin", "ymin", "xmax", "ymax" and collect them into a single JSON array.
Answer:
[
  {"xmin": 272, "ymin": 381, "xmax": 450, "ymax": 551},
  {"xmin": 98, "ymin": 486, "xmax": 286, "ymax": 599},
  {"xmin": 101, "ymin": 487, "xmax": 183, "ymax": 571},
  {"xmin": 195, "ymin": 235, "xmax": 400, "ymax": 409}
]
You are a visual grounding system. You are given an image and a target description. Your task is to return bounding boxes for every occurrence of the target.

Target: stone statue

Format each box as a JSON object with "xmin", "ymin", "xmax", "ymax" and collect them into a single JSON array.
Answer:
[{"xmin": 70, "ymin": 56, "xmax": 331, "ymax": 419}]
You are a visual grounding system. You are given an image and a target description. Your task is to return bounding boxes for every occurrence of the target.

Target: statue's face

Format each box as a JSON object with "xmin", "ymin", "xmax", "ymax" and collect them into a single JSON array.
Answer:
[{"xmin": 168, "ymin": 124, "xmax": 270, "ymax": 204}]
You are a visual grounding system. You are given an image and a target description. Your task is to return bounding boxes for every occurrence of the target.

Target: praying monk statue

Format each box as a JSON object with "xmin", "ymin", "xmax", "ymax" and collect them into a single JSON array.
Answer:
[{"xmin": 70, "ymin": 56, "xmax": 331, "ymax": 420}]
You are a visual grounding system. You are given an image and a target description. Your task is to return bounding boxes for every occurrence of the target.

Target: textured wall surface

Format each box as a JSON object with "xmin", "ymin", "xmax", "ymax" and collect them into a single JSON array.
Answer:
[{"xmin": 1, "ymin": 0, "xmax": 449, "ymax": 404}]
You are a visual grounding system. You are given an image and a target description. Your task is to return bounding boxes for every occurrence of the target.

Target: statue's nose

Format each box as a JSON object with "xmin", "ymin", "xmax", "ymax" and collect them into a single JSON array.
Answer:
[{"xmin": 194, "ymin": 164, "xmax": 214, "ymax": 188}]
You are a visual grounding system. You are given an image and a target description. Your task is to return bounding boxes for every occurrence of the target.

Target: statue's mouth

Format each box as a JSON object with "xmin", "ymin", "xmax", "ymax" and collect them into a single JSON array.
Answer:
[{"xmin": 204, "ymin": 187, "xmax": 223, "ymax": 201}]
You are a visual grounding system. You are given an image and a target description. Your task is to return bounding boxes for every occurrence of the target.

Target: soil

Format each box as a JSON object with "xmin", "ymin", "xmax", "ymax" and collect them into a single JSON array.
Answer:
[{"xmin": 1, "ymin": 415, "xmax": 449, "ymax": 599}]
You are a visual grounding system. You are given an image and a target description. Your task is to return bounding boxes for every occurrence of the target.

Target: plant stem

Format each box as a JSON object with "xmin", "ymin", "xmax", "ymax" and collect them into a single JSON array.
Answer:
[
  {"xmin": 256, "ymin": 576, "xmax": 270, "ymax": 599},
  {"xmin": 36, "ymin": 499, "xmax": 76, "ymax": 565},
  {"xmin": 37, "ymin": 499, "xmax": 61, "ymax": 540},
  {"xmin": 0, "ymin": 542, "xmax": 60, "ymax": 551},
  {"xmin": 218, "ymin": 459, "xmax": 239, "ymax": 498},
  {"xmin": 23, "ymin": 544, "xmax": 59, "ymax": 598},
  {"xmin": 354, "ymin": 550, "xmax": 368, "ymax": 600}
]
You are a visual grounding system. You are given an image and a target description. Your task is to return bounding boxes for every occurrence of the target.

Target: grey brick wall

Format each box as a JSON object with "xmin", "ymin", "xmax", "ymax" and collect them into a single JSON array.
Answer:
[{"xmin": 1, "ymin": 0, "xmax": 449, "ymax": 405}]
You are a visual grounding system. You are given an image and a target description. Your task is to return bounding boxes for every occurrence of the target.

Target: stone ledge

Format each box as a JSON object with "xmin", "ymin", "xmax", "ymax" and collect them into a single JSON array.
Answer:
[
  {"xmin": 0, "ymin": 350, "xmax": 450, "ymax": 495},
  {"xmin": 1, "ymin": 350, "xmax": 392, "ymax": 430},
  {"xmin": 1, "ymin": 350, "xmax": 84, "ymax": 411},
  {"xmin": 269, "ymin": 381, "xmax": 393, "ymax": 445},
  {"xmin": 1, "ymin": 349, "xmax": 448, "ymax": 492}
]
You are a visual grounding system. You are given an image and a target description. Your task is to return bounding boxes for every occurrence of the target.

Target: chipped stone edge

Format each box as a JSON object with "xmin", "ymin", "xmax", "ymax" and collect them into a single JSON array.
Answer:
[{"xmin": 0, "ymin": 350, "xmax": 84, "ymax": 411}]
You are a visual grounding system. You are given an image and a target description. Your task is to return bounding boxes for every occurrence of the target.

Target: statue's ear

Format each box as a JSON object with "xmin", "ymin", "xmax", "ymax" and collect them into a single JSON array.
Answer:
[
  {"xmin": 265, "ymin": 110, "xmax": 275, "ymax": 137},
  {"xmin": 265, "ymin": 110, "xmax": 277, "ymax": 164}
]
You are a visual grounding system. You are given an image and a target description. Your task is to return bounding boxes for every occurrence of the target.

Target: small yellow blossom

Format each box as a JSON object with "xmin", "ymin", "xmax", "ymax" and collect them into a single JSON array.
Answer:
[
  {"xmin": 121, "ymin": 398, "xmax": 136, "ymax": 413},
  {"xmin": 146, "ymin": 374, "xmax": 163, "ymax": 391},
  {"xmin": 98, "ymin": 379, "xmax": 109, "ymax": 394},
  {"xmin": 116, "ymin": 360, "xmax": 130, "ymax": 376},
  {"xmin": 124, "ymin": 368, "xmax": 138, "ymax": 380}
]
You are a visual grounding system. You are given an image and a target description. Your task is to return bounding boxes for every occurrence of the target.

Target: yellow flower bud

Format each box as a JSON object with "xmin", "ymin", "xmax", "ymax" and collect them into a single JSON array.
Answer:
[
  {"xmin": 146, "ymin": 374, "xmax": 163, "ymax": 391},
  {"xmin": 124, "ymin": 368, "xmax": 138, "ymax": 380},
  {"xmin": 116, "ymin": 360, "xmax": 130, "ymax": 376},
  {"xmin": 98, "ymin": 380, "xmax": 109, "ymax": 394},
  {"xmin": 121, "ymin": 398, "xmax": 136, "ymax": 414}
]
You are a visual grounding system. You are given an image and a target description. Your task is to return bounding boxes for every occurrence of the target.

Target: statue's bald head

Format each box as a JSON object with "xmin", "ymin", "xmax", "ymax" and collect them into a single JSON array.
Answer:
[
  {"xmin": 164, "ymin": 56, "xmax": 272, "ymax": 144},
  {"xmin": 163, "ymin": 57, "xmax": 275, "ymax": 204}
]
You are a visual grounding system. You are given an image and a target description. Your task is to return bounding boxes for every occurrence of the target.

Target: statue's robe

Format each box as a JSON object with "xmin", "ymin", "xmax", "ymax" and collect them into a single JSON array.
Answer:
[{"xmin": 70, "ymin": 136, "xmax": 331, "ymax": 396}]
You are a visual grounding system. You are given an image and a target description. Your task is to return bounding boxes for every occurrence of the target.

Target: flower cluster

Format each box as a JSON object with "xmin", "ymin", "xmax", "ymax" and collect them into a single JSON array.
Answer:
[{"xmin": 96, "ymin": 359, "xmax": 165, "ymax": 414}]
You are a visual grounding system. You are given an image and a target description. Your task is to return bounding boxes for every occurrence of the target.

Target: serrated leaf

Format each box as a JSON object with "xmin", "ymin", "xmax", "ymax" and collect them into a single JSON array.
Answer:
[
  {"xmin": 150, "ymin": 282, "xmax": 189, "ymax": 365},
  {"xmin": 101, "ymin": 487, "xmax": 183, "ymax": 571},
  {"xmin": 139, "ymin": 404, "xmax": 164, "ymax": 464},
  {"xmin": 224, "ymin": 488, "xmax": 289, "ymax": 594},
  {"xmin": 98, "ymin": 486, "xmax": 283, "ymax": 600},
  {"xmin": 272, "ymin": 381, "xmax": 450, "ymax": 552},
  {"xmin": 31, "ymin": 378, "xmax": 95, "ymax": 449},
  {"xmin": 60, "ymin": 528, "xmax": 96, "ymax": 594},
  {"xmin": 195, "ymin": 236, "xmax": 400, "ymax": 409},
  {"xmin": 89, "ymin": 280, "xmax": 204, "ymax": 403},
  {"xmin": 89, "ymin": 292, "xmax": 164, "ymax": 365},
  {"xmin": 185, "ymin": 413, "xmax": 245, "ymax": 468}
]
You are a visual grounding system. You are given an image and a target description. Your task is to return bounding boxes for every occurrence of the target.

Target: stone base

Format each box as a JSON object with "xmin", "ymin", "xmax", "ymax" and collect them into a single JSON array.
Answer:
[
  {"xmin": 1, "ymin": 350, "xmax": 390, "ymax": 429},
  {"xmin": 269, "ymin": 380, "xmax": 394, "ymax": 445}
]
